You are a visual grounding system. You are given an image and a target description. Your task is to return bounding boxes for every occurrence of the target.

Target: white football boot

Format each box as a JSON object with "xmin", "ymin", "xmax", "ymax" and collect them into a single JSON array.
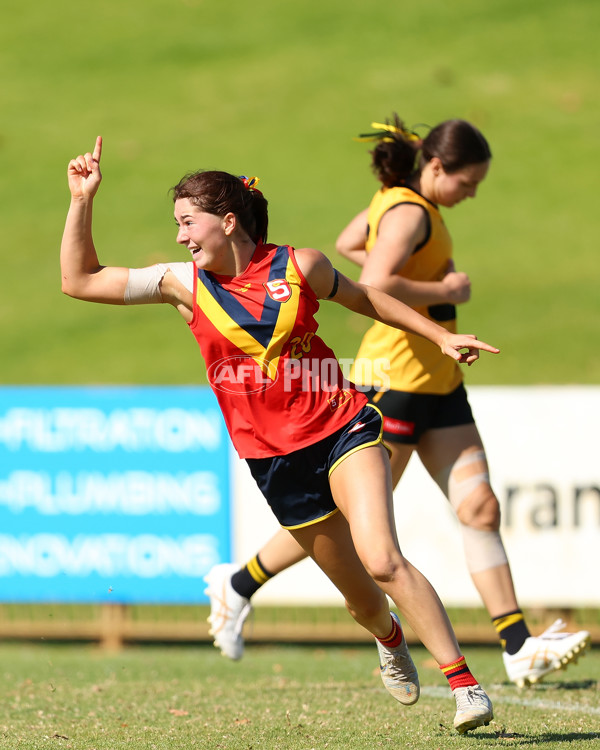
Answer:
[
  {"xmin": 453, "ymin": 684, "xmax": 494, "ymax": 734},
  {"xmin": 375, "ymin": 612, "xmax": 420, "ymax": 705},
  {"xmin": 503, "ymin": 618, "xmax": 591, "ymax": 687},
  {"xmin": 204, "ymin": 563, "xmax": 252, "ymax": 660}
]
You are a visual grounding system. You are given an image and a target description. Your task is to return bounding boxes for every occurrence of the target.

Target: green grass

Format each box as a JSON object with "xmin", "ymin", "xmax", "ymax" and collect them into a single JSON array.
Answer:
[
  {"xmin": 1, "ymin": 7, "xmax": 598, "ymax": 745},
  {"xmin": 1, "ymin": 0, "xmax": 599, "ymax": 384},
  {"xmin": 0, "ymin": 642, "xmax": 598, "ymax": 749}
]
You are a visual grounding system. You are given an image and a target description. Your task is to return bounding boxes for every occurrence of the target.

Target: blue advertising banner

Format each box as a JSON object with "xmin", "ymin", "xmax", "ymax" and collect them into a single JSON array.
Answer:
[{"xmin": 0, "ymin": 386, "xmax": 231, "ymax": 604}]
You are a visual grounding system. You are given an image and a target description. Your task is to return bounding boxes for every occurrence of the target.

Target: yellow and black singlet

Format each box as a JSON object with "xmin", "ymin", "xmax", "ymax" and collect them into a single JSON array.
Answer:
[{"xmin": 352, "ymin": 185, "xmax": 462, "ymax": 395}]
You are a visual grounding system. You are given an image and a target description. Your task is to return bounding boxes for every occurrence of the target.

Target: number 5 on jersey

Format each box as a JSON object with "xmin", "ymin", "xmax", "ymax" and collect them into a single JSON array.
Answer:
[{"xmin": 264, "ymin": 279, "xmax": 292, "ymax": 302}]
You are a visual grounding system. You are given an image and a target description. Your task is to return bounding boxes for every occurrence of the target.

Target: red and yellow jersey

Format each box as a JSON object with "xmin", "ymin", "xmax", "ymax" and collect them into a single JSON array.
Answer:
[
  {"xmin": 352, "ymin": 185, "xmax": 462, "ymax": 395},
  {"xmin": 189, "ymin": 242, "xmax": 366, "ymax": 458}
]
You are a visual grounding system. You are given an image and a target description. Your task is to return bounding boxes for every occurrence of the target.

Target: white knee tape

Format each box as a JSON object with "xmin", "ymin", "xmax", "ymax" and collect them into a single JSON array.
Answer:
[
  {"xmin": 446, "ymin": 450, "xmax": 489, "ymax": 512},
  {"xmin": 437, "ymin": 450, "xmax": 508, "ymax": 574}
]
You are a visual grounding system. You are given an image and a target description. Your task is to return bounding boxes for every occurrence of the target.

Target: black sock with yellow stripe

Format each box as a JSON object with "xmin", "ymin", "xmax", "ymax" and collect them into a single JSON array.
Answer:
[
  {"xmin": 492, "ymin": 609, "xmax": 531, "ymax": 655},
  {"xmin": 230, "ymin": 554, "xmax": 274, "ymax": 600}
]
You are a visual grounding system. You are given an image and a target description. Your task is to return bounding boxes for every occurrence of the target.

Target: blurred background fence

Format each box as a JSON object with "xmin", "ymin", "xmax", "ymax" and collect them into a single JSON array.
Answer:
[{"xmin": 0, "ymin": 386, "xmax": 598, "ymax": 648}]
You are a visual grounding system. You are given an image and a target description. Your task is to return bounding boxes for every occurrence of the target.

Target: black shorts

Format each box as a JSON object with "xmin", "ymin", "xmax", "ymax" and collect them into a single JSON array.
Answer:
[
  {"xmin": 365, "ymin": 383, "xmax": 474, "ymax": 445},
  {"xmin": 246, "ymin": 404, "xmax": 384, "ymax": 529}
]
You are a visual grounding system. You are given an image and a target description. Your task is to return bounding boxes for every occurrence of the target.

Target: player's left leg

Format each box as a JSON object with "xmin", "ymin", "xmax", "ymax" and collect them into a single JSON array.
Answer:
[
  {"xmin": 324, "ymin": 442, "xmax": 492, "ymax": 730},
  {"xmin": 328, "ymin": 443, "xmax": 462, "ymax": 664},
  {"xmin": 417, "ymin": 422, "xmax": 590, "ymax": 686},
  {"xmin": 290, "ymin": 510, "xmax": 420, "ymax": 707},
  {"xmin": 418, "ymin": 424, "xmax": 515, "ymax": 616}
]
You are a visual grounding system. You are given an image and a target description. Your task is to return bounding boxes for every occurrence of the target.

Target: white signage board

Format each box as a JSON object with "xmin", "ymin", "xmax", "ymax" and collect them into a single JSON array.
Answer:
[{"xmin": 233, "ymin": 386, "xmax": 600, "ymax": 607}]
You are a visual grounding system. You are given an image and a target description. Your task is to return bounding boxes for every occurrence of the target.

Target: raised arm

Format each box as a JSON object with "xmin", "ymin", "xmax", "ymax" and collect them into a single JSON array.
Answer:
[
  {"xmin": 60, "ymin": 136, "xmax": 130, "ymax": 303},
  {"xmin": 295, "ymin": 248, "xmax": 499, "ymax": 366},
  {"xmin": 61, "ymin": 138, "xmax": 194, "ymax": 319}
]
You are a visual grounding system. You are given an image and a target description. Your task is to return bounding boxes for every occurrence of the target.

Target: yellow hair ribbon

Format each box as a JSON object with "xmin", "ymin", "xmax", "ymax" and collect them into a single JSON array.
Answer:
[{"xmin": 354, "ymin": 121, "xmax": 421, "ymax": 144}]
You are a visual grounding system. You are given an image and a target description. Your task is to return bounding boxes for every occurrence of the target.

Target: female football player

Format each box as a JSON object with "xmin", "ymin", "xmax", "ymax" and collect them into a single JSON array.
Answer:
[{"xmin": 61, "ymin": 135, "xmax": 498, "ymax": 733}]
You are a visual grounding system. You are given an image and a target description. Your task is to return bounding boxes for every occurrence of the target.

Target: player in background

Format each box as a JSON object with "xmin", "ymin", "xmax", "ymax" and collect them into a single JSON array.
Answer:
[
  {"xmin": 204, "ymin": 115, "xmax": 591, "ymax": 688},
  {"xmin": 61, "ymin": 136, "xmax": 501, "ymax": 732}
]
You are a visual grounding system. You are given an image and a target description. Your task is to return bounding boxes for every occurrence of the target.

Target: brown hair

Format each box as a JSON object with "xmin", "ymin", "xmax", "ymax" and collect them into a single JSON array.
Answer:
[
  {"xmin": 171, "ymin": 170, "xmax": 269, "ymax": 244},
  {"xmin": 370, "ymin": 114, "xmax": 491, "ymax": 188}
]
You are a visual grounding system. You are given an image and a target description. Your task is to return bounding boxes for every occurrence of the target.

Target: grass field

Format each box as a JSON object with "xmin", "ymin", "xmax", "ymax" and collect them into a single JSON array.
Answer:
[
  {"xmin": 1, "ymin": 641, "xmax": 598, "ymax": 749},
  {"xmin": 1, "ymin": 4, "xmax": 599, "ymax": 745},
  {"xmin": 1, "ymin": 0, "xmax": 599, "ymax": 384}
]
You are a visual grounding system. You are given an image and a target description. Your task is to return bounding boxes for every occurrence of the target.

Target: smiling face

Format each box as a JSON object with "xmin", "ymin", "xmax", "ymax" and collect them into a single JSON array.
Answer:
[
  {"xmin": 425, "ymin": 159, "xmax": 490, "ymax": 208},
  {"xmin": 174, "ymin": 198, "xmax": 234, "ymax": 273}
]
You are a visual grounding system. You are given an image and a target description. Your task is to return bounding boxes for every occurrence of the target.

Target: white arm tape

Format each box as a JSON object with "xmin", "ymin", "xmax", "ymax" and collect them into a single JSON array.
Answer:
[{"xmin": 124, "ymin": 262, "xmax": 194, "ymax": 304}]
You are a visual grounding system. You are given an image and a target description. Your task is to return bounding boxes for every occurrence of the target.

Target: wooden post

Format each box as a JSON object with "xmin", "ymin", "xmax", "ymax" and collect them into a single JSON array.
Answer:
[{"xmin": 100, "ymin": 603, "xmax": 127, "ymax": 650}]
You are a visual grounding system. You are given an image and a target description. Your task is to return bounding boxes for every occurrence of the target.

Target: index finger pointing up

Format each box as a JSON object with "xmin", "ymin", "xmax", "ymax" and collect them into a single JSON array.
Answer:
[{"xmin": 92, "ymin": 135, "xmax": 102, "ymax": 163}]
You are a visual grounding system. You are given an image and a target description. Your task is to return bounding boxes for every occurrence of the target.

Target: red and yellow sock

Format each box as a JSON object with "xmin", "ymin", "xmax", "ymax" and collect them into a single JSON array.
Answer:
[
  {"xmin": 440, "ymin": 656, "xmax": 478, "ymax": 690},
  {"xmin": 376, "ymin": 614, "xmax": 404, "ymax": 649}
]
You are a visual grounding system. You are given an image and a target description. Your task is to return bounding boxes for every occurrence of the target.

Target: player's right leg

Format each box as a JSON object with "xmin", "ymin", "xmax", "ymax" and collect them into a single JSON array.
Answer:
[
  {"xmin": 418, "ymin": 420, "xmax": 591, "ymax": 686},
  {"xmin": 290, "ymin": 510, "xmax": 420, "ymax": 707},
  {"xmin": 204, "ymin": 562, "xmax": 251, "ymax": 660},
  {"xmin": 204, "ymin": 529, "xmax": 307, "ymax": 659}
]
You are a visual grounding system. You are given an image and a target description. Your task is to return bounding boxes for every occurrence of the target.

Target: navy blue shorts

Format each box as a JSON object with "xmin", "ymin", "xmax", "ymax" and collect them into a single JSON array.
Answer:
[
  {"xmin": 366, "ymin": 383, "xmax": 474, "ymax": 445},
  {"xmin": 246, "ymin": 404, "xmax": 384, "ymax": 529}
]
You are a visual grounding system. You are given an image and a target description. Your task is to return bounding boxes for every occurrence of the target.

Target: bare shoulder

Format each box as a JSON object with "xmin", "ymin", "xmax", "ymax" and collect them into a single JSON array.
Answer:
[
  {"xmin": 294, "ymin": 246, "xmax": 328, "ymax": 271},
  {"xmin": 379, "ymin": 201, "xmax": 428, "ymax": 238}
]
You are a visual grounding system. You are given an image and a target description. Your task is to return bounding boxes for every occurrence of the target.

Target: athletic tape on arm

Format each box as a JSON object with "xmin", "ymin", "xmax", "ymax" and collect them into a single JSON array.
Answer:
[{"xmin": 124, "ymin": 262, "xmax": 194, "ymax": 304}]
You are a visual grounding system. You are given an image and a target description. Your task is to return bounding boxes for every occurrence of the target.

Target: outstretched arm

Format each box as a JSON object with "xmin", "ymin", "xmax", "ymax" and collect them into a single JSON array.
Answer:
[
  {"xmin": 295, "ymin": 248, "xmax": 499, "ymax": 366},
  {"xmin": 337, "ymin": 272, "xmax": 497, "ymax": 365},
  {"xmin": 60, "ymin": 136, "xmax": 130, "ymax": 303}
]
